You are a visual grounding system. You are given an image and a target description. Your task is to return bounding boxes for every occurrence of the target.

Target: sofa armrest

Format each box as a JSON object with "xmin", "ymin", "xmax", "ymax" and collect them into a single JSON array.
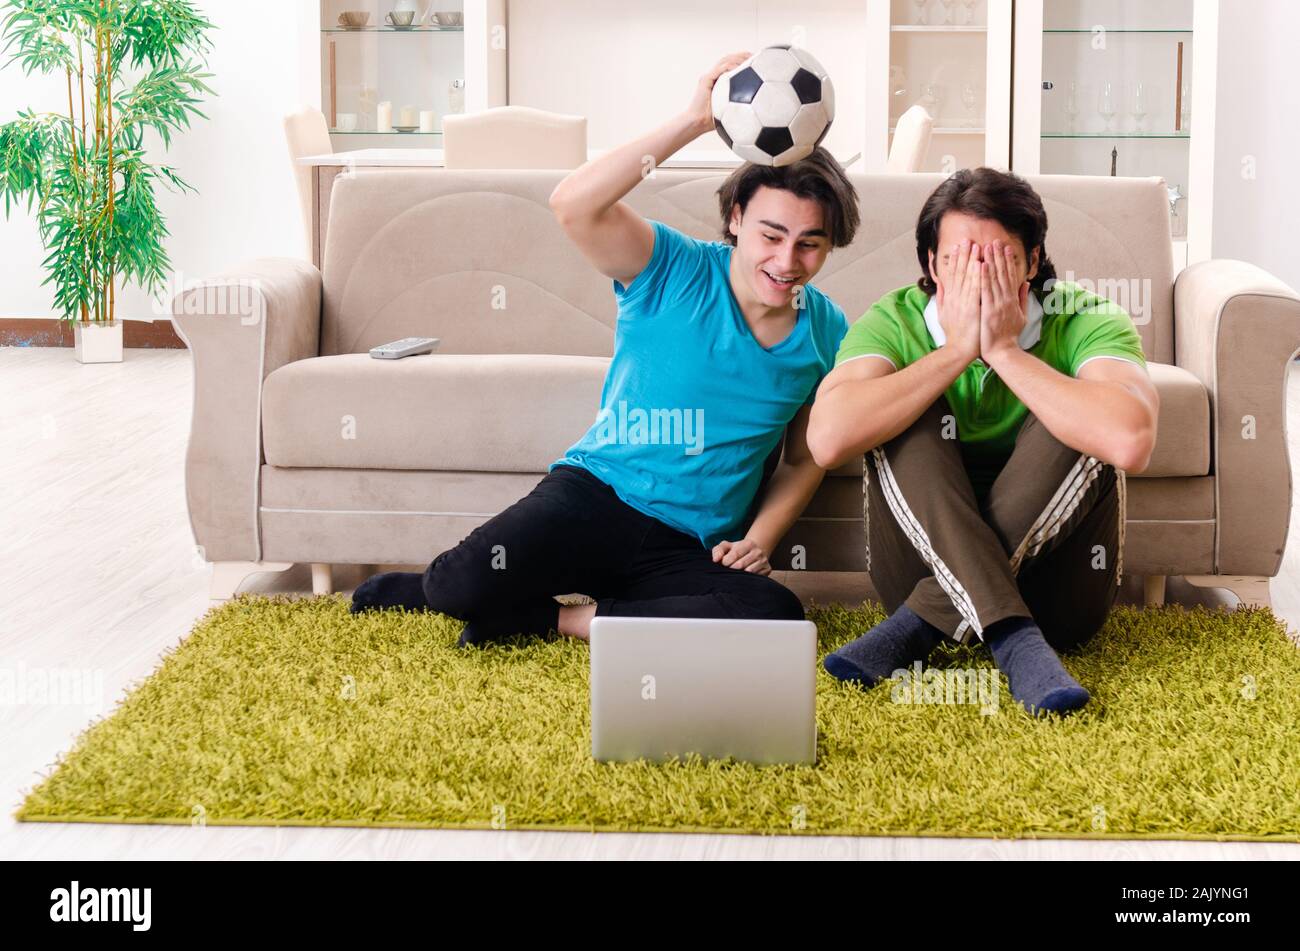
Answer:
[
  {"xmin": 1174, "ymin": 259, "xmax": 1300, "ymax": 576},
  {"xmin": 170, "ymin": 257, "xmax": 322, "ymax": 562}
]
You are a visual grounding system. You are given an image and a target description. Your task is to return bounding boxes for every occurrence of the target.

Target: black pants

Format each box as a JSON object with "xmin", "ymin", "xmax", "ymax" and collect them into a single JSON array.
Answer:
[{"xmin": 420, "ymin": 464, "xmax": 805, "ymax": 634}]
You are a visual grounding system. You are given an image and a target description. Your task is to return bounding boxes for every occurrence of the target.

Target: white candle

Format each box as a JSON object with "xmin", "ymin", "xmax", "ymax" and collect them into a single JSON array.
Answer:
[
  {"xmin": 377, "ymin": 100, "xmax": 393, "ymax": 133},
  {"xmin": 419, "ymin": 110, "xmax": 436, "ymax": 133},
  {"xmin": 399, "ymin": 105, "xmax": 417, "ymax": 128}
]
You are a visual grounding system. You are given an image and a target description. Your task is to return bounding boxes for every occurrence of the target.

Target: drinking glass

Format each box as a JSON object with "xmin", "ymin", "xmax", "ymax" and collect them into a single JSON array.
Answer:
[
  {"xmin": 1063, "ymin": 80, "xmax": 1079, "ymax": 133},
  {"xmin": 961, "ymin": 82, "xmax": 979, "ymax": 127},
  {"xmin": 1098, "ymin": 81, "xmax": 1116, "ymax": 132},
  {"xmin": 920, "ymin": 82, "xmax": 943, "ymax": 123},
  {"xmin": 890, "ymin": 65, "xmax": 908, "ymax": 101},
  {"xmin": 1130, "ymin": 82, "xmax": 1148, "ymax": 132}
]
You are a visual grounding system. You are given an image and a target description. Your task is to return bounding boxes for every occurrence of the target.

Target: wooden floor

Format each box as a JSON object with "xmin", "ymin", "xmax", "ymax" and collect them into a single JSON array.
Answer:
[{"xmin": 2, "ymin": 346, "xmax": 1297, "ymax": 859}]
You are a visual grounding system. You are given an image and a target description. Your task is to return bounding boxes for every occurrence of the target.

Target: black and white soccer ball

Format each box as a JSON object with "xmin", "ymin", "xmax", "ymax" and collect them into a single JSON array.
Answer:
[{"xmin": 711, "ymin": 46, "xmax": 835, "ymax": 167}]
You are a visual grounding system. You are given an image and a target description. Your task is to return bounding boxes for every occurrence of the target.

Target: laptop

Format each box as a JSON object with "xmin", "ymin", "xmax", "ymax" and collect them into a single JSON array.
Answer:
[{"xmin": 589, "ymin": 616, "xmax": 818, "ymax": 765}]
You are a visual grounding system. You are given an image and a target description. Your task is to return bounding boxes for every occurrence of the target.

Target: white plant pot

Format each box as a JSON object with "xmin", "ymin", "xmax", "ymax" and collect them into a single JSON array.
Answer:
[{"xmin": 73, "ymin": 320, "xmax": 123, "ymax": 364}]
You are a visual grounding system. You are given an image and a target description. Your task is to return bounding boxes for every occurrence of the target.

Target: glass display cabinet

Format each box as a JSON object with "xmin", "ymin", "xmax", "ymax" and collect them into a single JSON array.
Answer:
[
  {"xmin": 1013, "ymin": 0, "xmax": 1219, "ymax": 264},
  {"xmin": 318, "ymin": 0, "xmax": 506, "ymax": 149},
  {"xmin": 865, "ymin": 0, "xmax": 1014, "ymax": 173}
]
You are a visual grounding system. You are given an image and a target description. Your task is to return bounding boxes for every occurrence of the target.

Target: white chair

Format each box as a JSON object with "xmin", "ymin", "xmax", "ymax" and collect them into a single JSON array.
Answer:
[
  {"xmin": 887, "ymin": 104, "xmax": 935, "ymax": 173},
  {"xmin": 282, "ymin": 107, "xmax": 332, "ymax": 253},
  {"xmin": 442, "ymin": 106, "xmax": 587, "ymax": 170}
]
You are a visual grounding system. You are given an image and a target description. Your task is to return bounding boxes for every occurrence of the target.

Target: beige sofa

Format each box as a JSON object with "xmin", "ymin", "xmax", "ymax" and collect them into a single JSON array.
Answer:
[{"xmin": 171, "ymin": 169, "xmax": 1300, "ymax": 608}]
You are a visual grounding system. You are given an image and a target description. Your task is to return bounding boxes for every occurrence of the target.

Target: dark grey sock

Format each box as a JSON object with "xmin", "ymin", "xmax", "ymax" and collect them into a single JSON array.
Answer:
[
  {"xmin": 349, "ymin": 571, "xmax": 429, "ymax": 614},
  {"xmin": 822, "ymin": 604, "xmax": 945, "ymax": 688},
  {"xmin": 985, "ymin": 616, "xmax": 1090, "ymax": 716}
]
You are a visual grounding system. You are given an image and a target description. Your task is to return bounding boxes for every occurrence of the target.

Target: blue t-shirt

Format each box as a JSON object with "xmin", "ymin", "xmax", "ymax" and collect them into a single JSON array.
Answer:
[{"xmin": 552, "ymin": 219, "xmax": 849, "ymax": 548}]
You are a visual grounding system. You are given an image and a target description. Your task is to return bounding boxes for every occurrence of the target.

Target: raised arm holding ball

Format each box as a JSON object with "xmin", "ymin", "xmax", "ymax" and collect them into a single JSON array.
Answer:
[
  {"xmin": 352, "ymin": 52, "xmax": 860, "ymax": 645},
  {"xmin": 547, "ymin": 52, "xmax": 751, "ymax": 287}
]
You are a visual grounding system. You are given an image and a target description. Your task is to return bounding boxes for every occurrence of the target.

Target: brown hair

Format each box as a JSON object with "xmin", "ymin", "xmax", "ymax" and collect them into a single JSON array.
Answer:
[
  {"xmin": 716, "ymin": 147, "xmax": 860, "ymax": 249},
  {"xmin": 914, "ymin": 167, "xmax": 1057, "ymax": 295}
]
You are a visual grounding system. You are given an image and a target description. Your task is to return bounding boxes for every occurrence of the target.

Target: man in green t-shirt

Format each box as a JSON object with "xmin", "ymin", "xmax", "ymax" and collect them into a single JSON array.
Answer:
[{"xmin": 807, "ymin": 167, "xmax": 1160, "ymax": 716}]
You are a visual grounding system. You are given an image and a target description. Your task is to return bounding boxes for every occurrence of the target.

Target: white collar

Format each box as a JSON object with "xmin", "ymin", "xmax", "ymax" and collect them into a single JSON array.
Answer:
[{"xmin": 923, "ymin": 291, "xmax": 1044, "ymax": 352}]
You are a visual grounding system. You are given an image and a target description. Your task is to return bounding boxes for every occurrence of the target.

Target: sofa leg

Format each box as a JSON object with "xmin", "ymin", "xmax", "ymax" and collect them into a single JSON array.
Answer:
[
  {"xmin": 1143, "ymin": 575, "xmax": 1167, "ymax": 606},
  {"xmin": 210, "ymin": 561, "xmax": 294, "ymax": 603},
  {"xmin": 1182, "ymin": 575, "xmax": 1272, "ymax": 610},
  {"xmin": 311, "ymin": 563, "xmax": 333, "ymax": 596}
]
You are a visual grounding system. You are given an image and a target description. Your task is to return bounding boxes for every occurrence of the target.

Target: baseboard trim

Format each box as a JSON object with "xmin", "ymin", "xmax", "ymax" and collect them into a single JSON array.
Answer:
[{"xmin": 0, "ymin": 317, "xmax": 186, "ymax": 348}]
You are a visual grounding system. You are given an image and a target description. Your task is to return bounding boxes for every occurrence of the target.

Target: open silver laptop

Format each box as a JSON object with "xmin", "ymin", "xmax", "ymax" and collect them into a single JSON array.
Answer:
[{"xmin": 589, "ymin": 616, "xmax": 818, "ymax": 765}]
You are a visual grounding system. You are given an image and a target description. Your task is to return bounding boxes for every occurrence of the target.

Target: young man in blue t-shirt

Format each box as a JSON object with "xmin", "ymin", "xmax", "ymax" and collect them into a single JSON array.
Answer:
[{"xmin": 352, "ymin": 52, "xmax": 860, "ymax": 643}]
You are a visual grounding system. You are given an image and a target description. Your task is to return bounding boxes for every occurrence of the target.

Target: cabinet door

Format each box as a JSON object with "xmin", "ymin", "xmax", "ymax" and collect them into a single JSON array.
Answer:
[
  {"xmin": 1012, "ymin": 0, "xmax": 1212, "ymax": 263},
  {"xmin": 865, "ymin": 0, "xmax": 1012, "ymax": 172}
]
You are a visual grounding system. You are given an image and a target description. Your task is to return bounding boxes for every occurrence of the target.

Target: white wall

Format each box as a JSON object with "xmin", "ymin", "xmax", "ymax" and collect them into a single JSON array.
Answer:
[
  {"xmin": 0, "ymin": 1, "xmax": 316, "ymax": 321},
  {"xmin": 505, "ymin": 0, "xmax": 867, "ymax": 161},
  {"xmin": 1210, "ymin": 0, "xmax": 1300, "ymax": 292}
]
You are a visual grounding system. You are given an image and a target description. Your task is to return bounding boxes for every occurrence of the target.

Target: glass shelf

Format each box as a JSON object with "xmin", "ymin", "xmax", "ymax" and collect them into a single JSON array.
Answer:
[
  {"xmin": 329, "ymin": 129, "xmax": 444, "ymax": 135},
  {"xmin": 891, "ymin": 25, "xmax": 987, "ymax": 33},
  {"xmin": 322, "ymin": 26, "xmax": 464, "ymax": 34},
  {"xmin": 892, "ymin": 127, "xmax": 986, "ymax": 135},
  {"xmin": 1041, "ymin": 132, "xmax": 1190, "ymax": 139},
  {"xmin": 1043, "ymin": 29, "xmax": 1192, "ymax": 34}
]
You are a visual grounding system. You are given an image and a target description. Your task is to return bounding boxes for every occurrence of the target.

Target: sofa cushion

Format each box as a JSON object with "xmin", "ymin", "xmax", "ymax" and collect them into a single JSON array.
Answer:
[
  {"xmin": 1141, "ymin": 362, "xmax": 1210, "ymax": 477},
  {"xmin": 262, "ymin": 353, "xmax": 608, "ymax": 472},
  {"xmin": 824, "ymin": 361, "xmax": 1208, "ymax": 479},
  {"xmin": 262, "ymin": 356, "xmax": 1208, "ymax": 478}
]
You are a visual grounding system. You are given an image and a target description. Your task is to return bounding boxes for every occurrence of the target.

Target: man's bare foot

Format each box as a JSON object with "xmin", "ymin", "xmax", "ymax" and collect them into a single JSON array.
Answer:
[{"xmin": 558, "ymin": 603, "xmax": 597, "ymax": 641}]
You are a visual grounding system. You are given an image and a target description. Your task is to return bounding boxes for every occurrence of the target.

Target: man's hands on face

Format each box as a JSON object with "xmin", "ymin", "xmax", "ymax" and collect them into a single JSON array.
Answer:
[
  {"xmin": 936, "ymin": 238, "xmax": 983, "ymax": 364},
  {"xmin": 979, "ymin": 240, "xmax": 1030, "ymax": 363},
  {"xmin": 935, "ymin": 238, "xmax": 1030, "ymax": 365}
]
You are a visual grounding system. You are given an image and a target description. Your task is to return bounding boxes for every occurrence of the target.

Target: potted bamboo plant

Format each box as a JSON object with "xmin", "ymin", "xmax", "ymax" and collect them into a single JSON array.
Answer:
[{"xmin": 0, "ymin": 0, "xmax": 214, "ymax": 362}]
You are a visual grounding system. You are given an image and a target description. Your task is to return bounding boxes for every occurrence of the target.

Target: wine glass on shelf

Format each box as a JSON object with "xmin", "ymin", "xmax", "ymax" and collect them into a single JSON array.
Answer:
[
  {"xmin": 1130, "ymin": 82, "xmax": 1148, "ymax": 132},
  {"xmin": 939, "ymin": 0, "xmax": 957, "ymax": 25},
  {"xmin": 919, "ymin": 83, "xmax": 942, "ymax": 125},
  {"xmin": 1098, "ymin": 81, "xmax": 1116, "ymax": 133},
  {"xmin": 1180, "ymin": 82, "xmax": 1192, "ymax": 132},
  {"xmin": 890, "ymin": 65, "xmax": 908, "ymax": 104},
  {"xmin": 911, "ymin": 0, "xmax": 928, "ymax": 26},
  {"xmin": 960, "ymin": 82, "xmax": 979, "ymax": 128},
  {"xmin": 1062, "ymin": 80, "xmax": 1079, "ymax": 133},
  {"xmin": 960, "ymin": 0, "xmax": 978, "ymax": 25}
]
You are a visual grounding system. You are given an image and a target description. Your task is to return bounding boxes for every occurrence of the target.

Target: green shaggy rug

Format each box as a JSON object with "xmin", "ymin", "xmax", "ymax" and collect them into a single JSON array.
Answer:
[{"xmin": 16, "ymin": 594, "xmax": 1300, "ymax": 840}]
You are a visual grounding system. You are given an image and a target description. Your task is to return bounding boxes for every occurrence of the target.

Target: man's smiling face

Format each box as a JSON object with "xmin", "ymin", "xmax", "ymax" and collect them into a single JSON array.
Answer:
[{"xmin": 728, "ymin": 185, "xmax": 831, "ymax": 310}]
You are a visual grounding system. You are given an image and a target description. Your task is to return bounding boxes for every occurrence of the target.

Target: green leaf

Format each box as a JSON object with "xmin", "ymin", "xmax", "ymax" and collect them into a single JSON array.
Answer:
[{"xmin": 1, "ymin": 0, "xmax": 214, "ymax": 318}]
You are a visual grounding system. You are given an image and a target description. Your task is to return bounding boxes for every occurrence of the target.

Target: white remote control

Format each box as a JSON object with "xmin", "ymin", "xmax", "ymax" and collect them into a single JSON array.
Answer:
[{"xmin": 369, "ymin": 337, "xmax": 440, "ymax": 359}]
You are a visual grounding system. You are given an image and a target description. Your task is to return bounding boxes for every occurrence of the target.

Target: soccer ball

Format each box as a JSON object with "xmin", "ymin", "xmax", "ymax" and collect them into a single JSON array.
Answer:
[{"xmin": 711, "ymin": 46, "xmax": 835, "ymax": 167}]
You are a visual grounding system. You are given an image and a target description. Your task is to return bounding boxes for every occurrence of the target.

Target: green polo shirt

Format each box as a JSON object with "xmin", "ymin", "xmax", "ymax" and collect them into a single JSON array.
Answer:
[{"xmin": 835, "ymin": 280, "xmax": 1147, "ymax": 498}]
